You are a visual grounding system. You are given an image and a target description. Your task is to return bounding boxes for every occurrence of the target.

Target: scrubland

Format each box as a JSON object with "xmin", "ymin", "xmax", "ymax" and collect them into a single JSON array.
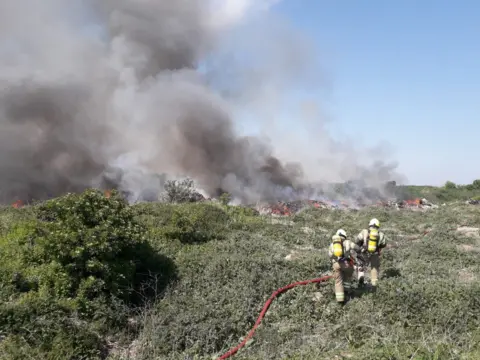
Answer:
[{"xmin": 0, "ymin": 188, "xmax": 479, "ymax": 359}]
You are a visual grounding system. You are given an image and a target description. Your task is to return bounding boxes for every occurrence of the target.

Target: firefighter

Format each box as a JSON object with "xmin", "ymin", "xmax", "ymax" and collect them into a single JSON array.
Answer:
[
  {"xmin": 328, "ymin": 229, "xmax": 361, "ymax": 304},
  {"xmin": 355, "ymin": 218, "xmax": 387, "ymax": 288}
]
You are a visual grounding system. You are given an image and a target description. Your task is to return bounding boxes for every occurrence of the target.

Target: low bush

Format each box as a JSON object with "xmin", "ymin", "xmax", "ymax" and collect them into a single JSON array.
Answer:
[
  {"xmin": 164, "ymin": 203, "xmax": 231, "ymax": 244},
  {"xmin": 0, "ymin": 189, "xmax": 176, "ymax": 358}
]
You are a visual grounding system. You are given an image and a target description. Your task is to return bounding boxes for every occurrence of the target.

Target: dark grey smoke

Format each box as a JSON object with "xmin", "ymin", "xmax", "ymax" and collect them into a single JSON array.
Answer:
[
  {"xmin": 0, "ymin": 82, "xmax": 106, "ymax": 202},
  {"xmin": 0, "ymin": 0, "xmax": 404, "ymax": 204}
]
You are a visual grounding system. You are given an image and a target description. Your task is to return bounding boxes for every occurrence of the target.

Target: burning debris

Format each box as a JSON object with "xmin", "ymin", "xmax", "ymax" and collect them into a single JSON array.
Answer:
[
  {"xmin": 402, "ymin": 198, "xmax": 436, "ymax": 208},
  {"xmin": 8, "ymin": 184, "xmax": 438, "ymax": 216},
  {"xmin": 12, "ymin": 200, "xmax": 23, "ymax": 208},
  {"xmin": 377, "ymin": 197, "xmax": 437, "ymax": 210},
  {"xmin": 257, "ymin": 199, "xmax": 359, "ymax": 216},
  {"xmin": 257, "ymin": 201, "xmax": 300, "ymax": 216},
  {"xmin": 255, "ymin": 197, "xmax": 439, "ymax": 216}
]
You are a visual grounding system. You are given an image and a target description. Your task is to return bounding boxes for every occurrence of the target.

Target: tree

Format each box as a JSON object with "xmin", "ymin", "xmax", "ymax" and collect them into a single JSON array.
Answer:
[
  {"xmin": 219, "ymin": 192, "xmax": 232, "ymax": 205},
  {"xmin": 472, "ymin": 179, "xmax": 480, "ymax": 189},
  {"xmin": 444, "ymin": 181, "xmax": 457, "ymax": 189},
  {"xmin": 163, "ymin": 178, "xmax": 196, "ymax": 203}
]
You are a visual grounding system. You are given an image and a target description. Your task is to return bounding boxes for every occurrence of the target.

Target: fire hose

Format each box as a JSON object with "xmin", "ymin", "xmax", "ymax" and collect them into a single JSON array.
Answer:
[
  {"xmin": 216, "ymin": 275, "xmax": 332, "ymax": 360},
  {"xmin": 216, "ymin": 252, "xmax": 374, "ymax": 359},
  {"xmin": 216, "ymin": 229, "xmax": 443, "ymax": 359}
]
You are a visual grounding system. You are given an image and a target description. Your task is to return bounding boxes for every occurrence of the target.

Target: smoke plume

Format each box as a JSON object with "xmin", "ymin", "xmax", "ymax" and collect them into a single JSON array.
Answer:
[{"xmin": 0, "ymin": 0, "xmax": 403, "ymax": 204}]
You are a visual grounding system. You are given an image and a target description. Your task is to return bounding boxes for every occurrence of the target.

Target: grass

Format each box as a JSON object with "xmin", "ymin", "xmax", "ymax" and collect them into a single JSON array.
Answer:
[{"xmin": 1, "ymin": 189, "xmax": 480, "ymax": 359}]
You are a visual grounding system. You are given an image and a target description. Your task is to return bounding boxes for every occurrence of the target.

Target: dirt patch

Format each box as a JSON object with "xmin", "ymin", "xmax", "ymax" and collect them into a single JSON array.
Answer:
[
  {"xmin": 285, "ymin": 251, "xmax": 301, "ymax": 261},
  {"xmin": 271, "ymin": 218, "xmax": 295, "ymax": 226},
  {"xmin": 387, "ymin": 241, "xmax": 401, "ymax": 249},
  {"xmin": 396, "ymin": 234, "xmax": 424, "ymax": 241},
  {"xmin": 293, "ymin": 244, "xmax": 316, "ymax": 251},
  {"xmin": 457, "ymin": 244, "xmax": 480, "ymax": 252},
  {"xmin": 301, "ymin": 226, "xmax": 315, "ymax": 235},
  {"xmin": 456, "ymin": 227, "xmax": 480, "ymax": 238},
  {"xmin": 108, "ymin": 338, "xmax": 141, "ymax": 360},
  {"xmin": 458, "ymin": 268, "xmax": 477, "ymax": 283}
]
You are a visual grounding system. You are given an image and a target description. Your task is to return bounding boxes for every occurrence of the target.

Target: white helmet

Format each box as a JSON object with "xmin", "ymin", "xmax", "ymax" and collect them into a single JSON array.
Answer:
[
  {"xmin": 369, "ymin": 218, "xmax": 380, "ymax": 228},
  {"xmin": 336, "ymin": 229, "xmax": 347, "ymax": 239}
]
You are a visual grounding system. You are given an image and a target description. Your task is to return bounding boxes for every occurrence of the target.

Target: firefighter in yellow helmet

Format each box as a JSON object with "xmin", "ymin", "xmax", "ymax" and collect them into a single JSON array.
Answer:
[
  {"xmin": 355, "ymin": 218, "xmax": 387, "ymax": 288},
  {"xmin": 328, "ymin": 229, "xmax": 361, "ymax": 304}
]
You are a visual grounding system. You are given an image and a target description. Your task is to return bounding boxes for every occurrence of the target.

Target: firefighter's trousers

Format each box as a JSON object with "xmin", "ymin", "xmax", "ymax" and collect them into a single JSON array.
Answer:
[
  {"xmin": 357, "ymin": 253, "xmax": 380, "ymax": 286},
  {"xmin": 332, "ymin": 260, "xmax": 354, "ymax": 303}
]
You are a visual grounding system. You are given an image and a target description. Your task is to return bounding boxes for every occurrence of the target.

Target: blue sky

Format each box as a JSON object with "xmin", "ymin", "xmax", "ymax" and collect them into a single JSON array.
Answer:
[{"xmin": 267, "ymin": 0, "xmax": 480, "ymax": 186}]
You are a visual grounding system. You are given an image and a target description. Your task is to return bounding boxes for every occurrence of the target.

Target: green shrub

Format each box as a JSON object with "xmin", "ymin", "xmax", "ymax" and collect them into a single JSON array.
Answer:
[
  {"xmin": 0, "ymin": 293, "xmax": 107, "ymax": 359},
  {"xmin": 219, "ymin": 192, "xmax": 232, "ymax": 205},
  {"xmin": 444, "ymin": 181, "xmax": 457, "ymax": 189},
  {"xmin": 162, "ymin": 178, "xmax": 197, "ymax": 203},
  {"xmin": 0, "ymin": 189, "xmax": 177, "ymax": 359},
  {"xmin": 6, "ymin": 190, "xmax": 148, "ymax": 305},
  {"xmin": 472, "ymin": 179, "xmax": 480, "ymax": 189},
  {"xmin": 164, "ymin": 203, "xmax": 230, "ymax": 244}
]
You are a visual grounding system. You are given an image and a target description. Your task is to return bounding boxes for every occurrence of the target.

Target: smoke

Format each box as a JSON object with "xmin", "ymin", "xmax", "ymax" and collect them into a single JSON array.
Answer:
[{"xmin": 0, "ymin": 0, "xmax": 403, "ymax": 204}]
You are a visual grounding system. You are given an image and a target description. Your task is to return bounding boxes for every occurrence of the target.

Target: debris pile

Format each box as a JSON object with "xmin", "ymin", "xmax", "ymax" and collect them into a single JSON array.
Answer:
[
  {"xmin": 258, "ymin": 197, "xmax": 439, "ymax": 215},
  {"xmin": 400, "ymin": 198, "xmax": 422, "ymax": 207},
  {"xmin": 8, "ymin": 186, "xmax": 440, "ymax": 215},
  {"xmin": 258, "ymin": 201, "xmax": 297, "ymax": 216},
  {"xmin": 377, "ymin": 198, "xmax": 437, "ymax": 210},
  {"xmin": 375, "ymin": 199, "xmax": 398, "ymax": 208},
  {"xmin": 398, "ymin": 198, "xmax": 436, "ymax": 209},
  {"xmin": 256, "ymin": 199, "xmax": 358, "ymax": 215}
]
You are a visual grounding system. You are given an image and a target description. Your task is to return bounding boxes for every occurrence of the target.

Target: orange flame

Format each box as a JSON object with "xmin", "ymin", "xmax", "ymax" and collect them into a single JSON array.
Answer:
[
  {"xmin": 404, "ymin": 198, "xmax": 421, "ymax": 205},
  {"xmin": 12, "ymin": 200, "xmax": 23, "ymax": 208}
]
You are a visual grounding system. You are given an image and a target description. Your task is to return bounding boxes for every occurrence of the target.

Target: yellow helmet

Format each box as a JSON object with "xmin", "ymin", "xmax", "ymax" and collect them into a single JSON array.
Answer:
[
  {"xmin": 369, "ymin": 218, "xmax": 380, "ymax": 228},
  {"xmin": 336, "ymin": 229, "xmax": 347, "ymax": 239}
]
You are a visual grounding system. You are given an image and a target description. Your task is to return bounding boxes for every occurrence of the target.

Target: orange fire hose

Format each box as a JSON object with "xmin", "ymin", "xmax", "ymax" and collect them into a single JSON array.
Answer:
[{"xmin": 216, "ymin": 275, "xmax": 333, "ymax": 359}]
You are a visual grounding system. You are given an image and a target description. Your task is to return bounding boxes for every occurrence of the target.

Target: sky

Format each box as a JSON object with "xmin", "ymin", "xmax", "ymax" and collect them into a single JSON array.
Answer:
[{"xmin": 266, "ymin": 0, "xmax": 480, "ymax": 186}]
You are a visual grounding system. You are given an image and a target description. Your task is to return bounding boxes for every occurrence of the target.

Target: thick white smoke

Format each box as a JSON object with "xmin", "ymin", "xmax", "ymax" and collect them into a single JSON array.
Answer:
[{"xmin": 0, "ymin": 0, "xmax": 403, "ymax": 204}]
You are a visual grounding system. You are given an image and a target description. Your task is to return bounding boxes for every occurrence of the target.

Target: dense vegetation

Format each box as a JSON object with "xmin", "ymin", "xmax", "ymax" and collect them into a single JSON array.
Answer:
[
  {"xmin": 398, "ymin": 179, "xmax": 480, "ymax": 202},
  {"xmin": 0, "ymin": 181, "xmax": 479, "ymax": 359}
]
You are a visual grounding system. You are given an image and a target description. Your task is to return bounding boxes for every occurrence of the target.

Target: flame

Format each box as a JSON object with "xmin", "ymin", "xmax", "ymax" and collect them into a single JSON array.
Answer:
[
  {"xmin": 12, "ymin": 200, "xmax": 23, "ymax": 208},
  {"xmin": 404, "ymin": 198, "xmax": 421, "ymax": 205},
  {"xmin": 104, "ymin": 190, "xmax": 112, "ymax": 198},
  {"xmin": 260, "ymin": 196, "xmax": 430, "ymax": 216}
]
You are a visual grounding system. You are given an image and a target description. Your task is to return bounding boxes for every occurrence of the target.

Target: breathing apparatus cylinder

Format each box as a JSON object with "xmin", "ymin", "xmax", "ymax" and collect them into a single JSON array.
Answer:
[
  {"xmin": 332, "ymin": 235, "xmax": 344, "ymax": 258},
  {"xmin": 367, "ymin": 228, "xmax": 379, "ymax": 253}
]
